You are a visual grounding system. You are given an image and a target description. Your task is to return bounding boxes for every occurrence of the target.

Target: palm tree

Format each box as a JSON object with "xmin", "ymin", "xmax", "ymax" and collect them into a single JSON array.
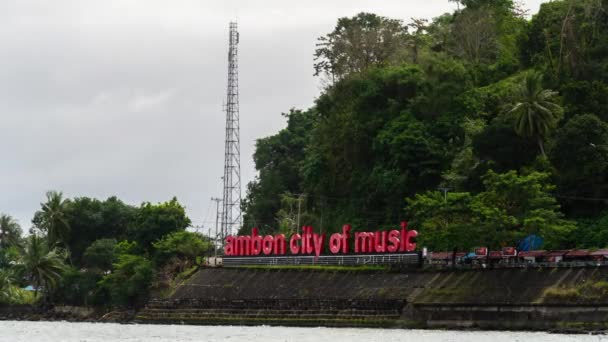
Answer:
[
  {"xmin": 17, "ymin": 235, "xmax": 67, "ymax": 300},
  {"xmin": 0, "ymin": 269, "xmax": 15, "ymax": 303},
  {"xmin": 506, "ymin": 72, "xmax": 564, "ymax": 157},
  {"xmin": 37, "ymin": 191, "xmax": 71, "ymax": 248},
  {"xmin": 0, "ymin": 214, "xmax": 22, "ymax": 248}
]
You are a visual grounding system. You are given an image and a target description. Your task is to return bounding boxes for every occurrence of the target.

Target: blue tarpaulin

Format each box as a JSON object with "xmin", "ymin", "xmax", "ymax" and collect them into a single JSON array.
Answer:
[
  {"xmin": 463, "ymin": 252, "xmax": 476, "ymax": 259},
  {"xmin": 518, "ymin": 235, "xmax": 544, "ymax": 251}
]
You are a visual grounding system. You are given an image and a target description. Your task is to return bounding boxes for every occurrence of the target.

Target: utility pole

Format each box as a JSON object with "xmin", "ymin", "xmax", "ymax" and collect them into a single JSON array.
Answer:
[
  {"xmin": 438, "ymin": 187, "xmax": 451, "ymax": 203},
  {"xmin": 296, "ymin": 194, "xmax": 305, "ymax": 235},
  {"xmin": 190, "ymin": 225, "xmax": 204, "ymax": 234},
  {"xmin": 207, "ymin": 226, "xmax": 212, "ymax": 256},
  {"xmin": 211, "ymin": 197, "xmax": 222, "ymax": 256}
]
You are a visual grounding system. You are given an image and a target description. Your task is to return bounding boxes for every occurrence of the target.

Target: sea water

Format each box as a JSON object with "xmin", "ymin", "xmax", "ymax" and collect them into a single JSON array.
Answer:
[{"xmin": 0, "ymin": 321, "xmax": 606, "ymax": 342}]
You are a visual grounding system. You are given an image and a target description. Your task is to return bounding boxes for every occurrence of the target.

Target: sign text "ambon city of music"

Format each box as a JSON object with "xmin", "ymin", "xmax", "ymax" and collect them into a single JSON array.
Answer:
[{"xmin": 224, "ymin": 222, "xmax": 418, "ymax": 257}]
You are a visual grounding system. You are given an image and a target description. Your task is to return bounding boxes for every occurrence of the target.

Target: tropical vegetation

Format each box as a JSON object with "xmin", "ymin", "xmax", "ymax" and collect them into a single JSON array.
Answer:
[
  {"xmin": 242, "ymin": 0, "xmax": 608, "ymax": 252},
  {"xmin": 0, "ymin": 195, "xmax": 212, "ymax": 307}
]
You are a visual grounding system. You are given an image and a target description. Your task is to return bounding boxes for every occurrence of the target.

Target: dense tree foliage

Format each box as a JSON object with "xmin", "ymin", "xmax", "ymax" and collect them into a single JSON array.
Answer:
[
  {"xmin": 241, "ymin": 109, "xmax": 314, "ymax": 234},
  {"xmin": 83, "ymin": 239, "xmax": 119, "ymax": 272},
  {"xmin": 51, "ymin": 268, "xmax": 103, "ymax": 306},
  {"xmin": 152, "ymin": 231, "xmax": 211, "ymax": 270},
  {"xmin": 550, "ymin": 114, "xmax": 608, "ymax": 215},
  {"xmin": 244, "ymin": 0, "xmax": 608, "ymax": 250},
  {"xmin": 128, "ymin": 198, "xmax": 191, "ymax": 252},
  {"xmin": 98, "ymin": 254, "xmax": 153, "ymax": 307},
  {"xmin": 63, "ymin": 197, "xmax": 136, "ymax": 266},
  {"xmin": 1, "ymin": 193, "xmax": 196, "ymax": 307},
  {"xmin": 314, "ymin": 12, "xmax": 408, "ymax": 81},
  {"xmin": 574, "ymin": 212, "xmax": 608, "ymax": 249},
  {"xmin": 407, "ymin": 171, "xmax": 575, "ymax": 250}
]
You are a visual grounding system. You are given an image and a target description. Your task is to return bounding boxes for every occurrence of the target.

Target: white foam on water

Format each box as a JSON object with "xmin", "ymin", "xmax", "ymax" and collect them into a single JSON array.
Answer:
[{"xmin": 0, "ymin": 321, "xmax": 606, "ymax": 342}]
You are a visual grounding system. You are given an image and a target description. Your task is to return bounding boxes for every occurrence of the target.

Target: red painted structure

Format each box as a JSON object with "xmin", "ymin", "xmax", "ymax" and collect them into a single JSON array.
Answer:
[
  {"xmin": 591, "ymin": 249, "xmax": 608, "ymax": 261},
  {"xmin": 224, "ymin": 222, "xmax": 418, "ymax": 257}
]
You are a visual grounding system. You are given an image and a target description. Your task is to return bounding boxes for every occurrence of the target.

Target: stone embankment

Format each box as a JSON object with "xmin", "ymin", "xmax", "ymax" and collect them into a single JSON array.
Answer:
[{"xmin": 136, "ymin": 267, "xmax": 608, "ymax": 331}]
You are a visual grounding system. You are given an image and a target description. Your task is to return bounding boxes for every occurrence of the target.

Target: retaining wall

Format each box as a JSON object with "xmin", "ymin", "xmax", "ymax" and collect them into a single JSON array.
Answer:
[{"xmin": 136, "ymin": 267, "xmax": 608, "ymax": 331}]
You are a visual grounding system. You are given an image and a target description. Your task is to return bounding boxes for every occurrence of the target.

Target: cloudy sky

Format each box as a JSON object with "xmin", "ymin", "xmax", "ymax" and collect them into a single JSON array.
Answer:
[{"xmin": 0, "ymin": 0, "xmax": 548, "ymax": 231}]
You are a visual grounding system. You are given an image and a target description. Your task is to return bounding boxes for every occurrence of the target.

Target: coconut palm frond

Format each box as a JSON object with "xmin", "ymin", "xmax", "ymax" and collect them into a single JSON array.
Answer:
[
  {"xmin": 17, "ymin": 235, "xmax": 68, "ymax": 300},
  {"xmin": 504, "ymin": 71, "xmax": 563, "ymax": 156}
]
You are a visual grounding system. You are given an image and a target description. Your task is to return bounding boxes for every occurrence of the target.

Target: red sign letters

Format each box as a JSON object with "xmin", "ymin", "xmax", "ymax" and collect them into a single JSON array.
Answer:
[{"xmin": 224, "ymin": 222, "xmax": 418, "ymax": 256}]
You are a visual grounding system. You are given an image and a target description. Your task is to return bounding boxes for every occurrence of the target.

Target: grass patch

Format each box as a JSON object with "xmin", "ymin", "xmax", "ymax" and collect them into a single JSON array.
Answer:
[
  {"xmin": 541, "ymin": 280, "xmax": 608, "ymax": 303},
  {"xmin": 0, "ymin": 286, "xmax": 39, "ymax": 305},
  {"xmin": 557, "ymin": 321, "xmax": 608, "ymax": 330},
  {"xmin": 154, "ymin": 265, "xmax": 200, "ymax": 299},
  {"xmin": 591, "ymin": 280, "xmax": 608, "ymax": 293},
  {"xmin": 176, "ymin": 266, "xmax": 199, "ymax": 282},
  {"xmin": 542, "ymin": 287, "xmax": 581, "ymax": 302},
  {"xmin": 424, "ymin": 288, "xmax": 467, "ymax": 297}
]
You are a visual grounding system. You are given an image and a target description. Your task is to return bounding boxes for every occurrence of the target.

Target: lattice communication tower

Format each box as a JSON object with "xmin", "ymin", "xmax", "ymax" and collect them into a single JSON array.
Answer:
[{"xmin": 221, "ymin": 22, "xmax": 242, "ymax": 241}]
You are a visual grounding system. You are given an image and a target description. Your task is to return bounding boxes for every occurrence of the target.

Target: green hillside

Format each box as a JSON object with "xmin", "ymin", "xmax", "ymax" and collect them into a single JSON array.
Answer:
[{"xmin": 242, "ymin": 0, "xmax": 608, "ymax": 251}]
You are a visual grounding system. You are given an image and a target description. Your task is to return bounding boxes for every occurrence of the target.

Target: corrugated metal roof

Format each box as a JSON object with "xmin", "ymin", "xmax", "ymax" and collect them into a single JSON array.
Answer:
[
  {"xmin": 545, "ymin": 250, "xmax": 568, "ymax": 257},
  {"xmin": 518, "ymin": 250, "xmax": 547, "ymax": 257},
  {"xmin": 565, "ymin": 249, "xmax": 591, "ymax": 257},
  {"xmin": 488, "ymin": 251, "xmax": 503, "ymax": 259},
  {"xmin": 430, "ymin": 252, "xmax": 467, "ymax": 260}
]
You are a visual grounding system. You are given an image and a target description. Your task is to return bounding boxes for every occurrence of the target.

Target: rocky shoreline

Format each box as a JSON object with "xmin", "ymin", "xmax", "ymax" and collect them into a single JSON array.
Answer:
[{"xmin": 0, "ymin": 305, "xmax": 135, "ymax": 324}]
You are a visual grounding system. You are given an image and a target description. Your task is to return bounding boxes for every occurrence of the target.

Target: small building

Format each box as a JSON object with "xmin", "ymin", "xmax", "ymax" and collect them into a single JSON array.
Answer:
[
  {"xmin": 590, "ymin": 249, "xmax": 608, "ymax": 263},
  {"xmin": 564, "ymin": 249, "xmax": 591, "ymax": 262},
  {"xmin": 502, "ymin": 247, "xmax": 517, "ymax": 257},
  {"xmin": 488, "ymin": 251, "xmax": 502, "ymax": 260},
  {"xmin": 429, "ymin": 251, "xmax": 466, "ymax": 265},
  {"xmin": 545, "ymin": 250, "xmax": 568, "ymax": 263},
  {"xmin": 474, "ymin": 247, "xmax": 488, "ymax": 257},
  {"xmin": 518, "ymin": 250, "xmax": 547, "ymax": 263}
]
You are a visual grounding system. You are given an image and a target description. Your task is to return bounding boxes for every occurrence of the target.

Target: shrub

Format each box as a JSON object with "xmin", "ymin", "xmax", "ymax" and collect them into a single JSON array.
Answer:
[{"xmin": 98, "ymin": 254, "xmax": 153, "ymax": 307}]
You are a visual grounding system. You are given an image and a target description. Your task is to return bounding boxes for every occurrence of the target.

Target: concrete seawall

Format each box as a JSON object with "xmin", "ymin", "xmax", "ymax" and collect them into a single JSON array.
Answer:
[{"xmin": 136, "ymin": 267, "xmax": 608, "ymax": 331}]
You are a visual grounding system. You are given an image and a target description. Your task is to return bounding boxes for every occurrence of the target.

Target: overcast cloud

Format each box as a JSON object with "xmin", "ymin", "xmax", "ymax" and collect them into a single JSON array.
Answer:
[{"xmin": 0, "ymin": 0, "xmax": 548, "ymax": 231}]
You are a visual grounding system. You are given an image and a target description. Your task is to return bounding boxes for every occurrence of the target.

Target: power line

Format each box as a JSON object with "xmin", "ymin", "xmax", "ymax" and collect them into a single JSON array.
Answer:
[
  {"xmin": 201, "ymin": 198, "xmax": 214, "ymax": 228},
  {"xmin": 555, "ymin": 194, "xmax": 608, "ymax": 202}
]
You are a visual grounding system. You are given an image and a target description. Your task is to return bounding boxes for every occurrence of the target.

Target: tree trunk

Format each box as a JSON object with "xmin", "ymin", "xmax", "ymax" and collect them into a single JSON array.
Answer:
[
  {"xmin": 34, "ymin": 281, "xmax": 39, "ymax": 303},
  {"xmin": 537, "ymin": 136, "xmax": 546, "ymax": 157}
]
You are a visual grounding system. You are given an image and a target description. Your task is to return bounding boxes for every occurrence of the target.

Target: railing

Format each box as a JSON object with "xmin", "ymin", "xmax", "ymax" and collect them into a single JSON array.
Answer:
[
  {"xmin": 222, "ymin": 253, "xmax": 420, "ymax": 266},
  {"xmin": 426, "ymin": 260, "xmax": 608, "ymax": 269},
  {"xmin": 219, "ymin": 253, "xmax": 607, "ymax": 269}
]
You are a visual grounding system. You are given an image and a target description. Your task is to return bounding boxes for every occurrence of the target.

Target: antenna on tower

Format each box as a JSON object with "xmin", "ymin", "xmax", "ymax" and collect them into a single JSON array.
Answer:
[{"xmin": 221, "ymin": 22, "xmax": 242, "ymax": 245}]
